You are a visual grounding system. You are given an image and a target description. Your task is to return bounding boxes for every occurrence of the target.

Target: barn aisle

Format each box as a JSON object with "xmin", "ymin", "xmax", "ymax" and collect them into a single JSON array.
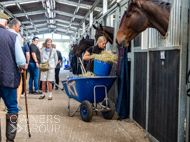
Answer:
[{"xmin": 0, "ymin": 69, "xmax": 149, "ymax": 142}]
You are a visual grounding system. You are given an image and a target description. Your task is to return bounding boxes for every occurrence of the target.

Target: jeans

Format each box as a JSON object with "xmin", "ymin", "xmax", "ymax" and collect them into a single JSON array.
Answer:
[
  {"xmin": 0, "ymin": 86, "xmax": 18, "ymax": 114},
  {"xmin": 28, "ymin": 62, "xmax": 39, "ymax": 91}
]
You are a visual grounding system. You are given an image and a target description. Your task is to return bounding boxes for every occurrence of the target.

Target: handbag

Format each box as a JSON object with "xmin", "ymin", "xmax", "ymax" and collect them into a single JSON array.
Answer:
[{"xmin": 39, "ymin": 48, "xmax": 53, "ymax": 72}]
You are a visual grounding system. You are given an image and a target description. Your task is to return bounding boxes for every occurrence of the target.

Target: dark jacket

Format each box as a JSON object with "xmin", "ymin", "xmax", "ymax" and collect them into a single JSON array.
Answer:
[
  {"xmin": 0, "ymin": 27, "xmax": 21, "ymax": 88},
  {"xmin": 56, "ymin": 50, "xmax": 63, "ymax": 69}
]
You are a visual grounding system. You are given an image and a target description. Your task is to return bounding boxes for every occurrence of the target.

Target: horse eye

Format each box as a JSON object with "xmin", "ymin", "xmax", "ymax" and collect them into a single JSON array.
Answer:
[{"xmin": 126, "ymin": 14, "xmax": 131, "ymax": 18}]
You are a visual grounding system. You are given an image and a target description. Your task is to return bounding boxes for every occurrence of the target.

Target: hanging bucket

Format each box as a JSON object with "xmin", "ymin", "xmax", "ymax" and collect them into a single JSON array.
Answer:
[{"xmin": 93, "ymin": 59, "xmax": 112, "ymax": 76}]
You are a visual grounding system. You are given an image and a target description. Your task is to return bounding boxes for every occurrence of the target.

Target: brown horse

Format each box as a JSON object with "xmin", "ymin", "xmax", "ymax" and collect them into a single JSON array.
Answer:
[
  {"xmin": 93, "ymin": 24, "xmax": 114, "ymax": 44},
  {"xmin": 116, "ymin": 0, "xmax": 171, "ymax": 47}
]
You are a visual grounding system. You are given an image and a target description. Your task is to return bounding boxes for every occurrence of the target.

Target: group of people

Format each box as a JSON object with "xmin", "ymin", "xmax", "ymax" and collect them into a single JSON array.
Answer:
[
  {"xmin": 0, "ymin": 12, "xmax": 62, "ymax": 142},
  {"xmin": 0, "ymin": 9, "xmax": 107, "ymax": 141}
]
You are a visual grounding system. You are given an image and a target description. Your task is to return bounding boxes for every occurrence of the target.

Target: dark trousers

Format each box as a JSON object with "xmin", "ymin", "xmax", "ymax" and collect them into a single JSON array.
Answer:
[
  {"xmin": 54, "ymin": 68, "xmax": 60, "ymax": 88},
  {"xmin": 21, "ymin": 71, "xmax": 28, "ymax": 94}
]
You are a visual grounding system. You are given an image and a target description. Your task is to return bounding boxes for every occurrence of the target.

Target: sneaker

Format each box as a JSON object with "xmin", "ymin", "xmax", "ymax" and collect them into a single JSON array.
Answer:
[
  {"xmin": 29, "ymin": 90, "xmax": 34, "ymax": 94},
  {"xmin": 21, "ymin": 94, "xmax": 25, "ymax": 98},
  {"xmin": 21, "ymin": 93, "xmax": 28, "ymax": 98},
  {"xmin": 33, "ymin": 90, "xmax": 42, "ymax": 95},
  {"xmin": 18, "ymin": 106, "xmax": 22, "ymax": 111}
]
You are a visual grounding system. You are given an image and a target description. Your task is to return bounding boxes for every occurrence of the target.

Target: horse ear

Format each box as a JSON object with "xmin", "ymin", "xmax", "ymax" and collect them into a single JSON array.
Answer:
[
  {"xmin": 100, "ymin": 24, "xmax": 103, "ymax": 30},
  {"xmin": 93, "ymin": 24, "xmax": 97, "ymax": 29},
  {"xmin": 130, "ymin": 0, "xmax": 142, "ymax": 8}
]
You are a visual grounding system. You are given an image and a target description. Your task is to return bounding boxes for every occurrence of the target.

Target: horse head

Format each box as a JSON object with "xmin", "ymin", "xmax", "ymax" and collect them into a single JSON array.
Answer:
[
  {"xmin": 76, "ymin": 38, "xmax": 94, "ymax": 57},
  {"xmin": 93, "ymin": 24, "xmax": 114, "ymax": 44},
  {"xmin": 71, "ymin": 44, "xmax": 78, "ymax": 55},
  {"xmin": 116, "ymin": 0, "xmax": 170, "ymax": 47}
]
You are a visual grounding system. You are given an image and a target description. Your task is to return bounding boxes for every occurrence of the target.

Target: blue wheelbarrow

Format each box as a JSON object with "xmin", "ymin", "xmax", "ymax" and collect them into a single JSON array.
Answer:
[{"xmin": 53, "ymin": 76, "xmax": 118, "ymax": 122}]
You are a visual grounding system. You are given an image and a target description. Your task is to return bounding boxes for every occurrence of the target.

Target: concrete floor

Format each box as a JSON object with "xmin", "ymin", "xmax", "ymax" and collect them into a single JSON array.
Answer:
[{"xmin": 0, "ymin": 69, "xmax": 150, "ymax": 142}]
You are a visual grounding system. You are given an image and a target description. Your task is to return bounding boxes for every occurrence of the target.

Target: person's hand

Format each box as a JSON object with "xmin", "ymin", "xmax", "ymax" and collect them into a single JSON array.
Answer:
[
  {"xmin": 21, "ymin": 69, "xmax": 24, "ymax": 73},
  {"xmin": 36, "ymin": 62, "xmax": 39, "ymax": 68},
  {"xmin": 24, "ymin": 63, "xmax": 28, "ymax": 70}
]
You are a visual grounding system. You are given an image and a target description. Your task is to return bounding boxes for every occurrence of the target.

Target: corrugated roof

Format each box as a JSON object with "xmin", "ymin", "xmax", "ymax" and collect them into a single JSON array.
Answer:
[{"xmin": 0, "ymin": 0, "xmax": 116, "ymax": 36}]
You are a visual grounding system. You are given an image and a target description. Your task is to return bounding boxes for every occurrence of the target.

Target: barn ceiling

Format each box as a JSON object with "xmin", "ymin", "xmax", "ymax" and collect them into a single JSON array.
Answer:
[{"xmin": 0, "ymin": 0, "xmax": 117, "ymax": 37}]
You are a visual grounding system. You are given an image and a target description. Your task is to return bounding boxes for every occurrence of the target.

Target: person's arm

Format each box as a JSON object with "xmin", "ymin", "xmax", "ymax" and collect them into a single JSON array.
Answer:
[
  {"xmin": 25, "ymin": 44, "xmax": 30, "ymax": 64},
  {"xmin": 83, "ymin": 51, "xmax": 93, "ymax": 61},
  {"xmin": 31, "ymin": 53, "xmax": 39, "ymax": 67},
  {"xmin": 15, "ymin": 37, "xmax": 27, "ymax": 69},
  {"xmin": 26, "ymin": 52, "xmax": 30, "ymax": 64},
  {"xmin": 57, "ymin": 51, "xmax": 62, "ymax": 64}
]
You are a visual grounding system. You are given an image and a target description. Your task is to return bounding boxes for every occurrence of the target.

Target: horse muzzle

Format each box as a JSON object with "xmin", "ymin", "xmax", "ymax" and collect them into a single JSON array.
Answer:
[{"xmin": 116, "ymin": 38, "xmax": 129, "ymax": 48}]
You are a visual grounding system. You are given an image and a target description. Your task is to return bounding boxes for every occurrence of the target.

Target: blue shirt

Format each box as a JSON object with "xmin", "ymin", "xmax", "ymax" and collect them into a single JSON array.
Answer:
[
  {"xmin": 15, "ymin": 37, "xmax": 26, "ymax": 67},
  {"xmin": 8, "ymin": 29, "xmax": 26, "ymax": 66},
  {"xmin": 45, "ymin": 47, "xmax": 52, "ymax": 52},
  {"xmin": 22, "ymin": 43, "xmax": 30, "ymax": 57}
]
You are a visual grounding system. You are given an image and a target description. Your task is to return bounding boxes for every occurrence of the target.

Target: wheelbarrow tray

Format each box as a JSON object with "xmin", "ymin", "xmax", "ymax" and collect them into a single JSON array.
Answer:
[{"xmin": 62, "ymin": 76, "xmax": 117, "ymax": 103}]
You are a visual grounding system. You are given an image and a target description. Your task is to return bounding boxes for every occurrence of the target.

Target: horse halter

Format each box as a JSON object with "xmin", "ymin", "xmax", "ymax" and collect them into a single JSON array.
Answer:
[{"xmin": 119, "ymin": 11, "xmax": 126, "ymax": 28}]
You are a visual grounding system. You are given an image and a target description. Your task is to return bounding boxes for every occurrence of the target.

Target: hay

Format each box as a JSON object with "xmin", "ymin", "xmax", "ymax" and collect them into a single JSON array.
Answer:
[
  {"xmin": 91, "ymin": 50, "xmax": 118, "ymax": 63},
  {"xmin": 76, "ymin": 73, "xmax": 95, "ymax": 77}
]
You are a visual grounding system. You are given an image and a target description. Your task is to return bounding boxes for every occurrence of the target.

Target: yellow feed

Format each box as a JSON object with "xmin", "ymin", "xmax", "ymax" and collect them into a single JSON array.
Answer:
[{"xmin": 91, "ymin": 50, "xmax": 117, "ymax": 63}]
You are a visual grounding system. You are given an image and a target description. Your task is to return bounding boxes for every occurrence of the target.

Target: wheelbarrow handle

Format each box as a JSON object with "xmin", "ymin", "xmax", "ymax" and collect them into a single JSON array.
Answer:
[{"xmin": 50, "ymin": 82, "xmax": 64, "ymax": 91}]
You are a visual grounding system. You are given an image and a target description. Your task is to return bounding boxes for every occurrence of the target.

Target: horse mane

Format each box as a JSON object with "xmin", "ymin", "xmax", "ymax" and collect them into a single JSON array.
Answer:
[
  {"xmin": 147, "ymin": 0, "xmax": 171, "ymax": 11},
  {"xmin": 82, "ymin": 39, "xmax": 94, "ymax": 46},
  {"xmin": 128, "ymin": 0, "xmax": 171, "ymax": 12},
  {"xmin": 103, "ymin": 26, "xmax": 114, "ymax": 38}
]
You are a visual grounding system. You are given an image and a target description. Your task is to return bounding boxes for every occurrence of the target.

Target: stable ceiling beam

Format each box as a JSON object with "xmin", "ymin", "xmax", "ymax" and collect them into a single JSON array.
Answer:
[
  {"xmin": 21, "ymin": 18, "xmax": 79, "ymax": 26},
  {"xmin": 30, "ymin": 27, "xmax": 74, "ymax": 33},
  {"xmin": 56, "ymin": 19, "xmax": 79, "ymax": 26},
  {"xmin": 1, "ymin": 0, "xmax": 102, "ymax": 11},
  {"xmin": 1, "ymin": 0, "xmax": 41, "ymax": 6},
  {"xmin": 80, "ymin": 0, "xmax": 100, "ymax": 26},
  {"xmin": 22, "ymin": 18, "xmax": 52, "ymax": 24},
  {"xmin": 25, "ymin": 23, "xmax": 48, "ymax": 29},
  {"xmin": 55, "ymin": 0, "xmax": 102, "ymax": 11},
  {"xmin": 13, "ymin": 10, "xmax": 89, "ymax": 21},
  {"xmin": 13, "ymin": 10, "xmax": 46, "ymax": 17},
  {"xmin": 56, "ymin": 23, "xmax": 77, "ymax": 31},
  {"xmin": 53, "ymin": 10, "xmax": 88, "ymax": 20},
  {"xmin": 33, "ymin": 31, "xmax": 72, "ymax": 36},
  {"xmin": 57, "ymin": 28, "xmax": 74, "ymax": 33}
]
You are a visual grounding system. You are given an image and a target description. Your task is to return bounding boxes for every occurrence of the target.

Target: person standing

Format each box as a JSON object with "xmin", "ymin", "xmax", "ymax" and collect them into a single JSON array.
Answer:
[
  {"xmin": 52, "ymin": 44, "xmax": 62, "ymax": 90},
  {"xmin": 39, "ymin": 38, "xmax": 58, "ymax": 100},
  {"xmin": 8, "ymin": 19, "xmax": 24, "ymax": 111},
  {"xmin": 28, "ymin": 37, "xmax": 42, "ymax": 94},
  {"xmin": 0, "ymin": 12, "xmax": 27, "ymax": 142}
]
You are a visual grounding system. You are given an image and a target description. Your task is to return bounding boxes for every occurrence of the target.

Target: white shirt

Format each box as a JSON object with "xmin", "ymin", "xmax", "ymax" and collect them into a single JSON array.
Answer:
[{"xmin": 41, "ymin": 47, "xmax": 58, "ymax": 69}]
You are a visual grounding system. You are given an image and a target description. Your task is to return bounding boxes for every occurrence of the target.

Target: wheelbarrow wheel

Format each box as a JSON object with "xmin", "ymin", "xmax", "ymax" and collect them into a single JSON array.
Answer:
[
  {"xmin": 102, "ymin": 99, "xmax": 115, "ymax": 119},
  {"xmin": 80, "ymin": 100, "xmax": 93, "ymax": 122}
]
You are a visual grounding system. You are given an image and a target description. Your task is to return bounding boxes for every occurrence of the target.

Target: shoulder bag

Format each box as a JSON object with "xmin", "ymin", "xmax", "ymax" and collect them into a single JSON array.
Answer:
[{"xmin": 39, "ymin": 49, "xmax": 53, "ymax": 72}]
